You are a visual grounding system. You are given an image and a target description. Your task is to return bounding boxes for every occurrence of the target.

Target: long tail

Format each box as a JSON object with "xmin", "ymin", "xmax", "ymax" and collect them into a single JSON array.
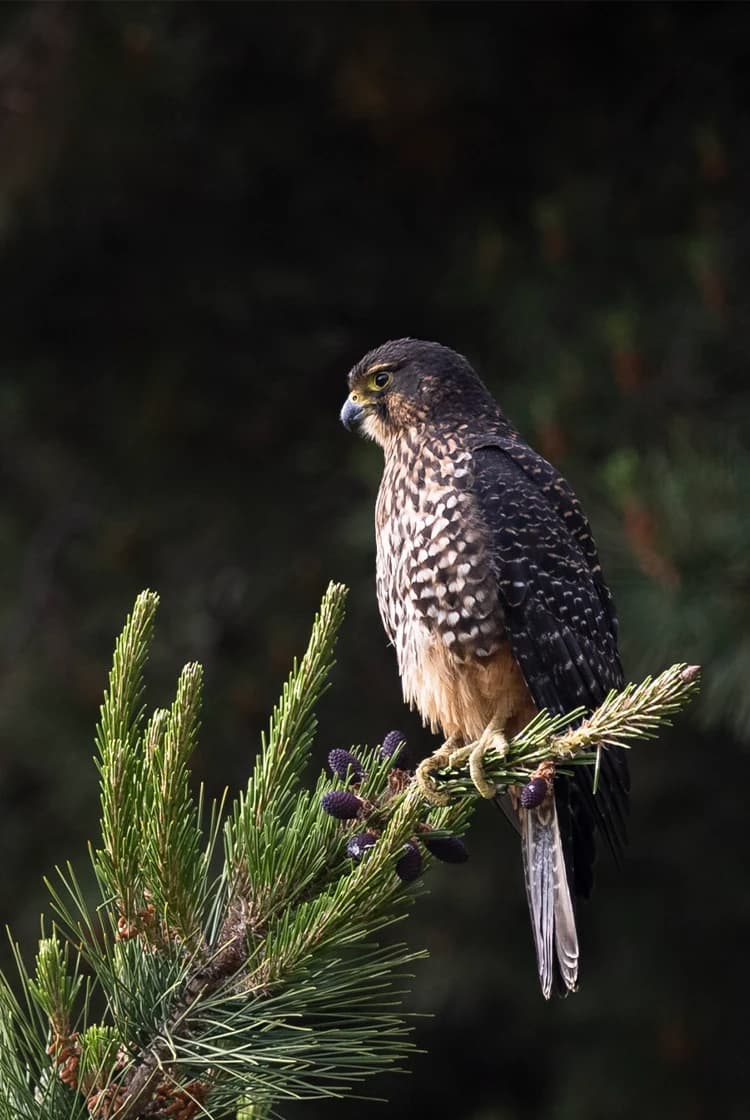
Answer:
[{"xmin": 521, "ymin": 797, "xmax": 579, "ymax": 999}]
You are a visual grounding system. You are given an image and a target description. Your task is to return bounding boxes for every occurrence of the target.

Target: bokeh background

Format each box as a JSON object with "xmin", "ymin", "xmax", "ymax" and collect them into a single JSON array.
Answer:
[{"xmin": 0, "ymin": 2, "xmax": 748, "ymax": 1118}]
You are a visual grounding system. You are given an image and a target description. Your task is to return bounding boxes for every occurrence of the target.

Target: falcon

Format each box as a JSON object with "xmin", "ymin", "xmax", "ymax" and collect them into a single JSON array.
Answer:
[{"xmin": 340, "ymin": 338, "xmax": 629, "ymax": 998}]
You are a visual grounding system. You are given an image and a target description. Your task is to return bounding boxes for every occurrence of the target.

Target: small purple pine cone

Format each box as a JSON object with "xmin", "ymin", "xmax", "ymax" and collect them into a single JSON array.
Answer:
[
  {"xmin": 380, "ymin": 730, "xmax": 408, "ymax": 768},
  {"xmin": 423, "ymin": 835, "xmax": 469, "ymax": 864},
  {"xmin": 328, "ymin": 748, "xmax": 365, "ymax": 782},
  {"xmin": 520, "ymin": 777, "xmax": 549, "ymax": 809},
  {"xmin": 346, "ymin": 831, "xmax": 378, "ymax": 861},
  {"xmin": 321, "ymin": 790, "xmax": 362, "ymax": 820},
  {"xmin": 395, "ymin": 841, "xmax": 422, "ymax": 883}
]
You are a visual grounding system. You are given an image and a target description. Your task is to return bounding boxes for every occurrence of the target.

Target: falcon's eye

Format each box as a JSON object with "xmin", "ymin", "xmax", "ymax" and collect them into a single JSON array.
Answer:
[{"xmin": 369, "ymin": 369, "xmax": 392, "ymax": 391}]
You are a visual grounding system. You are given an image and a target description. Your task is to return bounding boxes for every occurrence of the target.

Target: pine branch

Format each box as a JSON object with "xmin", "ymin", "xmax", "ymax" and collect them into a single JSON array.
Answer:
[
  {"xmin": 429, "ymin": 663, "xmax": 701, "ymax": 799},
  {"xmin": 238, "ymin": 582, "xmax": 348, "ymax": 827},
  {"xmin": 0, "ymin": 587, "xmax": 700, "ymax": 1120},
  {"xmin": 94, "ymin": 590, "xmax": 160, "ymax": 933},
  {"xmin": 141, "ymin": 662, "xmax": 206, "ymax": 947},
  {"xmin": 28, "ymin": 936, "xmax": 82, "ymax": 1042}
]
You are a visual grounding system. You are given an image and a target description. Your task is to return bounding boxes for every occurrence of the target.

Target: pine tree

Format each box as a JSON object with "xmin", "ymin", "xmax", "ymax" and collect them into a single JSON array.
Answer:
[{"xmin": 0, "ymin": 585, "xmax": 699, "ymax": 1119}]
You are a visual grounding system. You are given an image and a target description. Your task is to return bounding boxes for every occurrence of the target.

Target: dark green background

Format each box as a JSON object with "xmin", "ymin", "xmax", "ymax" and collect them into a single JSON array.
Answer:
[{"xmin": 0, "ymin": 3, "xmax": 747, "ymax": 1118}]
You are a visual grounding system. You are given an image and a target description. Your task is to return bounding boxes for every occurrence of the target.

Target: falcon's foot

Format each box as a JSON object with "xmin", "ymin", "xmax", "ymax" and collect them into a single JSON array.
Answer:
[
  {"xmin": 415, "ymin": 735, "xmax": 462, "ymax": 805},
  {"xmin": 447, "ymin": 720, "xmax": 509, "ymax": 799}
]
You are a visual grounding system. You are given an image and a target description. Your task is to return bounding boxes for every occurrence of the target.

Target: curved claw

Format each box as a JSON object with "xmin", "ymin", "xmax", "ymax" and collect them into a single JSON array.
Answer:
[
  {"xmin": 469, "ymin": 742, "xmax": 499, "ymax": 799},
  {"xmin": 415, "ymin": 736, "xmax": 461, "ymax": 805},
  {"xmin": 450, "ymin": 728, "xmax": 508, "ymax": 800}
]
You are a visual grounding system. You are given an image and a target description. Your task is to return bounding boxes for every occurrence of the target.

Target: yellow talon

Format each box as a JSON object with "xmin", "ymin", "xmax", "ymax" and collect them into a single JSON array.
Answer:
[
  {"xmin": 469, "ymin": 738, "xmax": 502, "ymax": 798},
  {"xmin": 415, "ymin": 735, "xmax": 461, "ymax": 805},
  {"xmin": 450, "ymin": 725, "xmax": 509, "ymax": 799},
  {"xmin": 415, "ymin": 724, "xmax": 509, "ymax": 803}
]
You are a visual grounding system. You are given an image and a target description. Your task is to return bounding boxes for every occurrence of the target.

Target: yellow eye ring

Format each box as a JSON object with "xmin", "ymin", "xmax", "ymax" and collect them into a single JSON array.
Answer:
[{"xmin": 369, "ymin": 370, "xmax": 392, "ymax": 391}]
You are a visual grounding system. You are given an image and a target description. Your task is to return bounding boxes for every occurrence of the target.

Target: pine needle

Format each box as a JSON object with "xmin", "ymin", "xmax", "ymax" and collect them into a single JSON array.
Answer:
[{"xmin": 0, "ymin": 587, "xmax": 700, "ymax": 1120}]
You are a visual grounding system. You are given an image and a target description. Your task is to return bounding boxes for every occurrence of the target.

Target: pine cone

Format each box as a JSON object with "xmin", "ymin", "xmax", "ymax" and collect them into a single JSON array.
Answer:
[
  {"xmin": 321, "ymin": 790, "xmax": 362, "ymax": 820},
  {"xmin": 520, "ymin": 777, "xmax": 549, "ymax": 809},
  {"xmin": 328, "ymin": 748, "xmax": 365, "ymax": 782},
  {"xmin": 423, "ymin": 834, "xmax": 468, "ymax": 863},
  {"xmin": 395, "ymin": 841, "xmax": 422, "ymax": 882},
  {"xmin": 380, "ymin": 730, "xmax": 408, "ymax": 767},
  {"xmin": 346, "ymin": 831, "xmax": 378, "ymax": 861}
]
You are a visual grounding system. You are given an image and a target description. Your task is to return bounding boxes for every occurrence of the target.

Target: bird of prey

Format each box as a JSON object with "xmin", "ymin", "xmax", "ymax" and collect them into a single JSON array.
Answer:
[{"xmin": 340, "ymin": 338, "xmax": 629, "ymax": 998}]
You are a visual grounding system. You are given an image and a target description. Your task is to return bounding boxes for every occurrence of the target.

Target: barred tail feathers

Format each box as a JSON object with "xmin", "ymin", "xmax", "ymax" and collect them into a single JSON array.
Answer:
[{"xmin": 521, "ymin": 798, "xmax": 579, "ymax": 999}]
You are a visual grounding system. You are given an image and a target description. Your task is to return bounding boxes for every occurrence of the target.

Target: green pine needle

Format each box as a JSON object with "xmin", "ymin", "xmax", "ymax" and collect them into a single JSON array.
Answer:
[
  {"xmin": 28, "ymin": 936, "xmax": 82, "ymax": 1040},
  {"xmin": 0, "ymin": 588, "xmax": 700, "ymax": 1120},
  {"xmin": 142, "ymin": 661, "xmax": 206, "ymax": 946},
  {"xmin": 94, "ymin": 589, "xmax": 160, "ymax": 928}
]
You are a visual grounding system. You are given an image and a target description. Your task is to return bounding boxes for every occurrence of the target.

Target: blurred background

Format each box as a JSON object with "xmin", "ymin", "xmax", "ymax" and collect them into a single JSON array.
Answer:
[{"xmin": 0, "ymin": 2, "xmax": 747, "ymax": 1117}]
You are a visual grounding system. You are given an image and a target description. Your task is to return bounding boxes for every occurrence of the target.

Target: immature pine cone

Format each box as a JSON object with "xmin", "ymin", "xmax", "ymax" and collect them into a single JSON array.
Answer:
[
  {"xmin": 380, "ymin": 729, "xmax": 408, "ymax": 767},
  {"xmin": 328, "ymin": 748, "xmax": 365, "ymax": 782},
  {"xmin": 395, "ymin": 841, "xmax": 422, "ymax": 882},
  {"xmin": 520, "ymin": 777, "xmax": 549, "ymax": 809},
  {"xmin": 321, "ymin": 790, "xmax": 362, "ymax": 820},
  {"xmin": 423, "ymin": 834, "xmax": 469, "ymax": 863},
  {"xmin": 346, "ymin": 831, "xmax": 378, "ymax": 861}
]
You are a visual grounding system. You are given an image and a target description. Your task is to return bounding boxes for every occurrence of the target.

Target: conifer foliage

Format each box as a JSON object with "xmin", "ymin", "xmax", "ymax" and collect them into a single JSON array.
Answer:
[{"xmin": 0, "ymin": 585, "xmax": 699, "ymax": 1119}]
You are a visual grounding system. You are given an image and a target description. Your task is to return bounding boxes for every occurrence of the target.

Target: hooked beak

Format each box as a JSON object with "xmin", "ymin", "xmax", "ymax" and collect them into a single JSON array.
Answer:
[{"xmin": 340, "ymin": 396, "xmax": 365, "ymax": 432}]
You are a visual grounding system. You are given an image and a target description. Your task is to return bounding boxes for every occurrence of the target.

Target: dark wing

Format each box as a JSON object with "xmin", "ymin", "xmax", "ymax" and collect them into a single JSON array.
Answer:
[{"xmin": 471, "ymin": 441, "xmax": 630, "ymax": 897}]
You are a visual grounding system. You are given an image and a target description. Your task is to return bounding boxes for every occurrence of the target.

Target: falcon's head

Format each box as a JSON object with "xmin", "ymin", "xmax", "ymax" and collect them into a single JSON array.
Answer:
[{"xmin": 341, "ymin": 338, "xmax": 497, "ymax": 447}]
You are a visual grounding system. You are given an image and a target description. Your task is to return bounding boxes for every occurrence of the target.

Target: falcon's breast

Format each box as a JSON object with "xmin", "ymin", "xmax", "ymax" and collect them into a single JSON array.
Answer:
[{"xmin": 375, "ymin": 430, "xmax": 535, "ymax": 741}]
